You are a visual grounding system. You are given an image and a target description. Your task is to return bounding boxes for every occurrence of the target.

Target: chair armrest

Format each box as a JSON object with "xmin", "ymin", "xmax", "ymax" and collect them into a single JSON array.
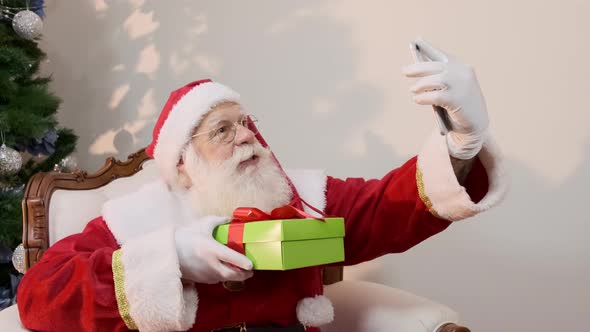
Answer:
[
  {"xmin": 437, "ymin": 323, "xmax": 471, "ymax": 332},
  {"xmin": 0, "ymin": 305, "xmax": 30, "ymax": 331},
  {"xmin": 323, "ymin": 280, "xmax": 469, "ymax": 332}
]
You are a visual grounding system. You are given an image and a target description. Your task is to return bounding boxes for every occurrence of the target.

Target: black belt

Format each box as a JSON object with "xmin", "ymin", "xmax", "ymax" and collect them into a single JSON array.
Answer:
[{"xmin": 213, "ymin": 323, "xmax": 305, "ymax": 332}]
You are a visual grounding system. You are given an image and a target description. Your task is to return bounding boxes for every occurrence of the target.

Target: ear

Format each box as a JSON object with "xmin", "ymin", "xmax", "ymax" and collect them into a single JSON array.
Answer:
[
  {"xmin": 177, "ymin": 155, "xmax": 185, "ymax": 172},
  {"xmin": 176, "ymin": 154, "xmax": 193, "ymax": 188}
]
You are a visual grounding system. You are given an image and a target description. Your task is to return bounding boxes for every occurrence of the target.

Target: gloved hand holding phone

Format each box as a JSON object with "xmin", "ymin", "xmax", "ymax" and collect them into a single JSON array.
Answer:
[{"xmin": 404, "ymin": 38, "xmax": 489, "ymax": 160}]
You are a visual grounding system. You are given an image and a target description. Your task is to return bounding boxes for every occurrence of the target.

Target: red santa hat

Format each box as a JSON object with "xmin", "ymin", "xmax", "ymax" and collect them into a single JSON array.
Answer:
[{"xmin": 146, "ymin": 79, "xmax": 241, "ymax": 186}]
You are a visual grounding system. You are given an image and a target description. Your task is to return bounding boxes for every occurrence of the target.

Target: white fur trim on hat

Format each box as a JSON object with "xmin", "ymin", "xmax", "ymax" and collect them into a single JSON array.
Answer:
[
  {"xmin": 153, "ymin": 82, "xmax": 240, "ymax": 185},
  {"xmin": 296, "ymin": 295, "xmax": 335, "ymax": 327},
  {"xmin": 417, "ymin": 129, "xmax": 509, "ymax": 221},
  {"xmin": 119, "ymin": 226, "xmax": 198, "ymax": 332}
]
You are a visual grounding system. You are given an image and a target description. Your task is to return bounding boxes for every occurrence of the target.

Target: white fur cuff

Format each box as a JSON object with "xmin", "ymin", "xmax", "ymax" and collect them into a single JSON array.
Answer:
[
  {"xmin": 417, "ymin": 130, "xmax": 509, "ymax": 221},
  {"xmin": 120, "ymin": 226, "xmax": 198, "ymax": 332}
]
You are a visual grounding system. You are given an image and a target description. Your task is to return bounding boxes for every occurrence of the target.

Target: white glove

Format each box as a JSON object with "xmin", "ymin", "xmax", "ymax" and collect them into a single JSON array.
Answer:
[
  {"xmin": 403, "ymin": 38, "xmax": 489, "ymax": 159},
  {"xmin": 175, "ymin": 216, "xmax": 254, "ymax": 284}
]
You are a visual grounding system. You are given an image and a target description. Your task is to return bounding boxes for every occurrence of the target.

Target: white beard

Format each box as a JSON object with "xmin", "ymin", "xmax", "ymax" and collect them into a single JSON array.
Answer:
[{"xmin": 182, "ymin": 141, "xmax": 293, "ymax": 217}]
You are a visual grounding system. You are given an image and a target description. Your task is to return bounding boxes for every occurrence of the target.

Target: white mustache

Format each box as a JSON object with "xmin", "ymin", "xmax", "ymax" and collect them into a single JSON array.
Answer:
[{"xmin": 231, "ymin": 144, "xmax": 266, "ymax": 164}]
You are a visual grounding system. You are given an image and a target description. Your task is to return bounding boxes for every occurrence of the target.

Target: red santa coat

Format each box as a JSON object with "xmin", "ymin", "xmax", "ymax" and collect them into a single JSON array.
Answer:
[{"xmin": 17, "ymin": 132, "xmax": 507, "ymax": 332}]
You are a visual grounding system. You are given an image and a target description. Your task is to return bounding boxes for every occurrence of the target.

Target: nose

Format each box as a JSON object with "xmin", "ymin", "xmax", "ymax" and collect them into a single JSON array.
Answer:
[{"xmin": 234, "ymin": 124, "xmax": 256, "ymax": 146}]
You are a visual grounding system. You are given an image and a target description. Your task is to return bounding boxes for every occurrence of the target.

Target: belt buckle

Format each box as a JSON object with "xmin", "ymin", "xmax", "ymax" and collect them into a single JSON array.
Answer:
[
  {"xmin": 212, "ymin": 322, "xmax": 247, "ymax": 332},
  {"xmin": 238, "ymin": 322, "xmax": 247, "ymax": 332},
  {"xmin": 223, "ymin": 280, "xmax": 246, "ymax": 292}
]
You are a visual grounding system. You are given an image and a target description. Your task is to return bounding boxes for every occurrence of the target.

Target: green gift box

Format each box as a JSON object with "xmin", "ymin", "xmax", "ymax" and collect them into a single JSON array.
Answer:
[{"xmin": 213, "ymin": 217, "xmax": 345, "ymax": 270}]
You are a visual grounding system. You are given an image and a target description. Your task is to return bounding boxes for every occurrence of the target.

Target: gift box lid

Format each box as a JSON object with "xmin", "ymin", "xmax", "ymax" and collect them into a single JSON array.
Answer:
[{"xmin": 213, "ymin": 217, "xmax": 344, "ymax": 244}]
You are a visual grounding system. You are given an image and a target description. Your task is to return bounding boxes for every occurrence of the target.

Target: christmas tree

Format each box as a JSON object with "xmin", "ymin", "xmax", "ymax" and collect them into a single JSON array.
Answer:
[{"xmin": 0, "ymin": 0, "xmax": 77, "ymax": 309}]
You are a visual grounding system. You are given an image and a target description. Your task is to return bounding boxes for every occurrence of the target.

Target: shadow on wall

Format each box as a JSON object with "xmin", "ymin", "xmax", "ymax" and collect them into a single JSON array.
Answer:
[{"xmin": 42, "ymin": 0, "xmax": 403, "ymax": 176}]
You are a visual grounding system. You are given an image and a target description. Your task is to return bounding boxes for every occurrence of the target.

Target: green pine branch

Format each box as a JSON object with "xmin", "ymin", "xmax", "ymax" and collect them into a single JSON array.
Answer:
[
  {"xmin": 0, "ymin": 192, "xmax": 22, "ymax": 249},
  {"xmin": 0, "ymin": 3, "xmax": 78, "ymax": 251}
]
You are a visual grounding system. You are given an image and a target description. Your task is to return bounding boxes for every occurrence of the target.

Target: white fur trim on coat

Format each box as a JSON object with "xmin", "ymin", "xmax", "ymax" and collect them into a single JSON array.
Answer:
[
  {"xmin": 286, "ymin": 169, "xmax": 327, "ymax": 217},
  {"xmin": 102, "ymin": 180, "xmax": 189, "ymax": 245},
  {"xmin": 104, "ymin": 181, "xmax": 200, "ymax": 331},
  {"xmin": 417, "ymin": 130, "xmax": 509, "ymax": 221},
  {"xmin": 120, "ymin": 226, "xmax": 198, "ymax": 332},
  {"xmin": 102, "ymin": 170, "xmax": 327, "ymax": 240},
  {"xmin": 296, "ymin": 295, "xmax": 334, "ymax": 327},
  {"xmin": 153, "ymin": 82, "xmax": 240, "ymax": 186}
]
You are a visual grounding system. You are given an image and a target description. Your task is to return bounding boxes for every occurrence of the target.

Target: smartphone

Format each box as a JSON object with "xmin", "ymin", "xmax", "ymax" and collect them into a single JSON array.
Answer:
[{"xmin": 409, "ymin": 42, "xmax": 451, "ymax": 135}]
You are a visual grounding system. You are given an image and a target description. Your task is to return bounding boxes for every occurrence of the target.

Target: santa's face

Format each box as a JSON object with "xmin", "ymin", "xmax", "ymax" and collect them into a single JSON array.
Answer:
[
  {"xmin": 178, "ymin": 102, "xmax": 292, "ymax": 216},
  {"xmin": 189, "ymin": 102, "xmax": 258, "ymax": 166}
]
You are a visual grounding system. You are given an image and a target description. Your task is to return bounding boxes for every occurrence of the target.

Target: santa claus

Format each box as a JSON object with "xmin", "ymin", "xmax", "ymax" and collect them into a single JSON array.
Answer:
[{"xmin": 17, "ymin": 40, "xmax": 507, "ymax": 332}]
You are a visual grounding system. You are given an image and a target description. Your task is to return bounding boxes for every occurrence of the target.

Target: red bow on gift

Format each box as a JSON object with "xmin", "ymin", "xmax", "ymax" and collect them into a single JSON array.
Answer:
[{"xmin": 228, "ymin": 205, "xmax": 325, "ymax": 255}]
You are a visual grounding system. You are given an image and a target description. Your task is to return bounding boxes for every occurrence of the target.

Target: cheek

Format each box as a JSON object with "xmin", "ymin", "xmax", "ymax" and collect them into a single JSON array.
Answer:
[
  {"xmin": 203, "ymin": 144, "xmax": 233, "ymax": 161},
  {"xmin": 217, "ymin": 146, "xmax": 234, "ymax": 160}
]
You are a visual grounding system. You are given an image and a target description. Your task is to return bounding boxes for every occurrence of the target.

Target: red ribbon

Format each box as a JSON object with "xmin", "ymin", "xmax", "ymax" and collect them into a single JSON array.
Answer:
[{"xmin": 227, "ymin": 206, "xmax": 325, "ymax": 255}]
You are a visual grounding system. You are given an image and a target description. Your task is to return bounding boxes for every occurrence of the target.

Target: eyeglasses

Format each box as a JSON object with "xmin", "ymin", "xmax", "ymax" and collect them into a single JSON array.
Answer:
[{"xmin": 191, "ymin": 115, "xmax": 259, "ymax": 144}]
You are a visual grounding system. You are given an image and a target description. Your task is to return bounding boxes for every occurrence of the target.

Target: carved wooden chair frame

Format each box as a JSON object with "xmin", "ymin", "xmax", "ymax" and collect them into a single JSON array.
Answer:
[{"xmin": 20, "ymin": 148, "xmax": 469, "ymax": 332}]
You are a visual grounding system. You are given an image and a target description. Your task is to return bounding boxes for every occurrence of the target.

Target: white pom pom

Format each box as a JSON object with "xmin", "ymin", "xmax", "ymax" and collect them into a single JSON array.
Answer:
[{"xmin": 296, "ymin": 295, "xmax": 334, "ymax": 327}]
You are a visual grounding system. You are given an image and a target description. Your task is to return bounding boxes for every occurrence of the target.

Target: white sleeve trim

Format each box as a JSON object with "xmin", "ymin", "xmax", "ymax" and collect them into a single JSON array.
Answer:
[
  {"xmin": 417, "ymin": 130, "xmax": 509, "ymax": 221},
  {"xmin": 120, "ymin": 226, "xmax": 198, "ymax": 332}
]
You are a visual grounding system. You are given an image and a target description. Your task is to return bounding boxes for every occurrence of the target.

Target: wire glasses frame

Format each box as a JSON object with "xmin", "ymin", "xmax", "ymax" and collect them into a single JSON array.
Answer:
[{"xmin": 190, "ymin": 114, "xmax": 259, "ymax": 144}]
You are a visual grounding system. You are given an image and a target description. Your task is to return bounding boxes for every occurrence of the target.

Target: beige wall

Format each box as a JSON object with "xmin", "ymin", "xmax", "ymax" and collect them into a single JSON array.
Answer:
[{"xmin": 40, "ymin": 0, "xmax": 589, "ymax": 330}]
